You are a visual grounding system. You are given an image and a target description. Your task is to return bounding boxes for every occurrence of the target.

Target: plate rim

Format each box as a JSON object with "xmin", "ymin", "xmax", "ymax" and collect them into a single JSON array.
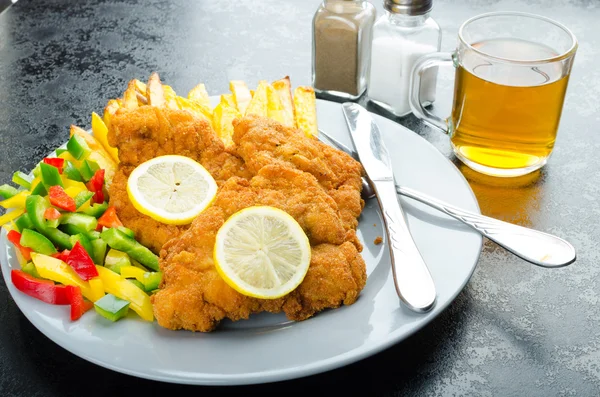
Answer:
[{"xmin": 0, "ymin": 99, "xmax": 483, "ymax": 385}]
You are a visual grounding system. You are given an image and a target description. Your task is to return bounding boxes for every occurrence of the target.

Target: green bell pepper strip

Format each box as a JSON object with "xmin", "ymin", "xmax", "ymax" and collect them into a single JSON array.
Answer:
[
  {"xmin": 12, "ymin": 171, "xmax": 33, "ymax": 189},
  {"xmin": 32, "ymin": 164, "xmax": 41, "ymax": 178},
  {"xmin": 101, "ymin": 228, "xmax": 159, "ymax": 271},
  {"xmin": 31, "ymin": 180, "xmax": 48, "ymax": 196},
  {"xmin": 87, "ymin": 230, "xmax": 101, "ymax": 240},
  {"xmin": 93, "ymin": 293, "xmax": 130, "ymax": 322},
  {"xmin": 20, "ymin": 229, "xmax": 57, "ymax": 255},
  {"xmin": 14, "ymin": 213, "xmax": 34, "ymax": 232},
  {"xmin": 70, "ymin": 234, "xmax": 94, "ymax": 259},
  {"xmin": 74, "ymin": 191, "xmax": 94, "ymax": 209},
  {"xmin": 118, "ymin": 226, "xmax": 135, "ymax": 239},
  {"xmin": 59, "ymin": 224, "xmax": 101, "ymax": 242},
  {"xmin": 59, "ymin": 213, "xmax": 98, "ymax": 232},
  {"xmin": 46, "ymin": 219, "xmax": 60, "ymax": 229},
  {"xmin": 63, "ymin": 161, "xmax": 83, "ymax": 182},
  {"xmin": 82, "ymin": 202, "xmax": 108, "ymax": 218},
  {"xmin": 66, "ymin": 134, "xmax": 91, "ymax": 160},
  {"xmin": 91, "ymin": 238, "xmax": 107, "ymax": 266},
  {"xmin": 21, "ymin": 261, "xmax": 41, "ymax": 279},
  {"xmin": 0, "ymin": 184, "xmax": 20, "ymax": 199},
  {"xmin": 128, "ymin": 279, "xmax": 145, "ymax": 291},
  {"xmin": 40, "ymin": 163, "xmax": 63, "ymax": 188},
  {"xmin": 25, "ymin": 195, "xmax": 73, "ymax": 250}
]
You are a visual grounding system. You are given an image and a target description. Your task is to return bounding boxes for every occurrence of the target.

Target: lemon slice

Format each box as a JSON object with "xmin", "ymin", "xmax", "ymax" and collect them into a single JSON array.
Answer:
[
  {"xmin": 127, "ymin": 155, "xmax": 217, "ymax": 225},
  {"xmin": 214, "ymin": 206, "xmax": 311, "ymax": 299}
]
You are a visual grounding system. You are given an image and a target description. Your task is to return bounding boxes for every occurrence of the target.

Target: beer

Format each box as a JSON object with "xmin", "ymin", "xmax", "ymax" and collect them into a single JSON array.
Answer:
[{"xmin": 450, "ymin": 38, "xmax": 570, "ymax": 174}]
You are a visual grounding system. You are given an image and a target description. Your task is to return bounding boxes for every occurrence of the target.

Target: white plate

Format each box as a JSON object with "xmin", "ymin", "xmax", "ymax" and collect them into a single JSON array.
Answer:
[{"xmin": 0, "ymin": 99, "xmax": 482, "ymax": 385}]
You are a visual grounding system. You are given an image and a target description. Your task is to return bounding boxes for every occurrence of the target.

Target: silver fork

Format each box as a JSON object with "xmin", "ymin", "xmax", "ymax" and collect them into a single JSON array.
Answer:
[{"xmin": 318, "ymin": 129, "xmax": 576, "ymax": 268}]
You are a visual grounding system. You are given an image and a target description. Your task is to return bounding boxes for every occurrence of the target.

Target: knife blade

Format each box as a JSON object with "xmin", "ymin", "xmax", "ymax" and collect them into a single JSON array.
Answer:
[{"xmin": 342, "ymin": 102, "xmax": 436, "ymax": 312}]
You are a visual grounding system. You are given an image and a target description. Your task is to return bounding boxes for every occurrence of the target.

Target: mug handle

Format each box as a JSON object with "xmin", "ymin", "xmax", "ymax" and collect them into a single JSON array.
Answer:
[{"xmin": 409, "ymin": 51, "xmax": 457, "ymax": 134}]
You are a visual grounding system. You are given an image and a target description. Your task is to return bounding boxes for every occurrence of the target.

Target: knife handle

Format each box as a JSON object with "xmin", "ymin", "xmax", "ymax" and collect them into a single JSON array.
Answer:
[{"xmin": 373, "ymin": 179, "xmax": 437, "ymax": 312}]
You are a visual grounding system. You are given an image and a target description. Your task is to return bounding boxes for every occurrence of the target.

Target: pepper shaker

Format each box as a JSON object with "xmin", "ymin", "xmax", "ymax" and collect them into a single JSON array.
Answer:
[
  {"xmin": 367, "ymin": 0, "xmax": 441, "ymax": 117},
  {"xmin": 312, "ymin": 0, "xmax": 376, "ymax": 100}
]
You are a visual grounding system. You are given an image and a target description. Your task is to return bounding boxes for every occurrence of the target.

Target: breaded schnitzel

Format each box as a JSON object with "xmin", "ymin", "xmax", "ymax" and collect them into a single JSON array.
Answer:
[
  {"xmin": 105, "ymin": 76, "xmax": 367, "ymax": 331},
  {"xmin": 152, "ymin": 165, "xmax": 366, "ymax": 331},
  {"xmin": 233, "ymin": 115, "xmax": 365, "ymax": 246},
  {"xmin": 107, "ymin": 106, "xmax": 250, "ymax": 253}
]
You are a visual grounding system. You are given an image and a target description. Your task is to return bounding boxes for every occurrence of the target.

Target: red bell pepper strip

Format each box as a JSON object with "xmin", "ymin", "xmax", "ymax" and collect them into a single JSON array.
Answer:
[
  {"xmin": 52, "ymin": 249, "xmax": 70, "ymax": 262},
  {"xmin": 65, "ymin": 285, "xmax": 93, "ymax": 321},
  {"xmin": 48, "ymin": 185, "xmax": 76, "ymax": 212},
  {"xmin": 85, "ymin": 169, "xmax": 105, "ymax": 204},
  {"xmin": 7, "ymin": 230, "xmax": 32, "ymax": 261},
  {"xmin": 43, "ymin": 157, "xmax": 65, "ymax": 174},
  {"xmin": 97, "ymin": 206, "xmax": 123, "ymax": 229},
  {"xmin": 11, "ymin": 269, "xmax": 70, "ymax": 304},
  {"xmin": 44, "ymin": 207, "xmax": 62, "ymax": 220},
  {"xmin": 65, "ymin": 241, "xmax": 98, "ymax": 281}
]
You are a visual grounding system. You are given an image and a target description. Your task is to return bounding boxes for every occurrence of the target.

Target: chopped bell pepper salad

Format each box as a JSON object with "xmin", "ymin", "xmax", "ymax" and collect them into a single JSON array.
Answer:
[{"xmin": 0, "ymin": 128, "xmax": 160, "ymax": 323}]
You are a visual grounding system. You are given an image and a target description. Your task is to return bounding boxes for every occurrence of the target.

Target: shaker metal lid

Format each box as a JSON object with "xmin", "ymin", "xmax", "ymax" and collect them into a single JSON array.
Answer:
[{"xmin": 384, "ymin": 0, "xmax": 433, "ymax": 15}]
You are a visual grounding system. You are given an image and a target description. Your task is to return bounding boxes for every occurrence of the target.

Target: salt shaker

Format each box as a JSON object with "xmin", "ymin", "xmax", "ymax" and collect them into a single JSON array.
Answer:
[
  {"xmin": 367, "ymin": 0, "xmax": 441, "ymax": 117},
  {"xmin": 312, "ymin": 0, "xmax": 376, "ymax": 100}
]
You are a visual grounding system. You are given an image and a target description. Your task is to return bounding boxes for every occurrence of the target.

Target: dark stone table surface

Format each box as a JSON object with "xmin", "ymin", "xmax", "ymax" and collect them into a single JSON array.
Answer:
[{"xmin": 1, "ymin": 0, "xmax": 598, "ymax": 396}]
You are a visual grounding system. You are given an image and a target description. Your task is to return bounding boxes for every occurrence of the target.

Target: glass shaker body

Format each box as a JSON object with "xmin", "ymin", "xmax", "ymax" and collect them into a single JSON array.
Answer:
[
  {"xmin": 312, "ymin": 0, "xmax": 376, "ymax": 100},
  {"xmin": 367, "ymin": 11, "xmax": 441, "ymax": 117}
]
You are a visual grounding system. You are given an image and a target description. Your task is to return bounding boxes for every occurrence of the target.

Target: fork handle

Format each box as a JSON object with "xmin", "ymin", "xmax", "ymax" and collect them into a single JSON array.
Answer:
[{"xmin": 397, "ymin": 186, "xmax": 576, "ymax": 268}]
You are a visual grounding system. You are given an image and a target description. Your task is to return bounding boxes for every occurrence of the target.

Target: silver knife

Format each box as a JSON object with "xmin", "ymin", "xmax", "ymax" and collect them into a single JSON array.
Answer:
[{"xmin": 342, "ymin": 102, "xmax": 437, "ymax": 313}]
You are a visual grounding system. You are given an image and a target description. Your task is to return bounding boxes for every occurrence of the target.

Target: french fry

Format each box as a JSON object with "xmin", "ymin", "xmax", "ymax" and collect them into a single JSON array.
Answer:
[
  {"xmin": 122, "ymin": 80, "xmax": 139, "ymax": 110},
  {"xmin": 175, "ymin": 96, "xmax": 213, "ymax": 123},
  {"xmin": 188, "ymin": 83, "xmax": 211, "ymax": 109},
  {"xmin": 163, "ymin": 85, "xmax": 179, "ymax": 109},
  {"xmin": 212, "ymin": 102, "xmax": 240, "ymax": 148},
  {"xmin": 103, "ymin": 99, "xmax": 120, "ymax": 130},
  {"xmin": 134, "ymin": 79, "xmax": 147, "ymax": 94},
  {"xmin": 272, "ymin": 76, "xmax": 295, "ymax": 127},
  {"xmin": 147, "ymin": 72, "xmax": 165, "ymax": 107},
  {"xmin": 266, "ymin": 83, "xmax": 286, "ymax": 125},
  {"xmin": 245, "ymin": 80, "xmax": 268, "ymax": 117},
  {"xmin": 229, "ymin": 80, "xmax": 252, "ymax": 114},
  {"xmin": 293, "ymin": 86, "xmax": 318, "ymax": 138},
  {"xmin": 134, "ymin": 79, "xmax": 148, "ymax": 105},
  {"xmin": 220, "ymin": 94, "xmax": 236, "ymax": 108}
]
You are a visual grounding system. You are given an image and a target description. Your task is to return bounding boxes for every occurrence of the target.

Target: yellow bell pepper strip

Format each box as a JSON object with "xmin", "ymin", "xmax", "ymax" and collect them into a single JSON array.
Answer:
[
  {"xmin": 95, "ymin": 266, "xmax": 153, "ymax": 321},
  {"xmin": 120, "ymin": 266, "xmax": 162, "ymax": 291},
  {"xmin": 63, "ymin": 179, "xmax": 88, "ymax": 193},
  {"xmin": 0, "ymin": 184, "xmax": 20, "ymax": 199},
  {"xmin": 92, "ymin": 112, "xmax": 119, "ymax": 163},
  {"xmin": 12, "ymin": 171, "xmax": 33, "ymax": 189},
  {"xmin": 31, "ymin": 252, "xmax": 102, "ymax": 302},
  {"xmin": 0, "ymin": 191, "xmax": 29, "ymax": 209},
  {"xmin": 88, "ymin": 277, "xmax": 105, "ymax": 300},
  {"xmin": 0, "ymin": 208, "xmax": 25, "ymax": 227}
]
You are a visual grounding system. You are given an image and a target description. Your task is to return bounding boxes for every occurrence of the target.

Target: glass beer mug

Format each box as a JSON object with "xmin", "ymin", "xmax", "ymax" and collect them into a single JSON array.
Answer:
[{"xmin": 410, "ymin": 12, "xmax": 578, "ymax": 177}]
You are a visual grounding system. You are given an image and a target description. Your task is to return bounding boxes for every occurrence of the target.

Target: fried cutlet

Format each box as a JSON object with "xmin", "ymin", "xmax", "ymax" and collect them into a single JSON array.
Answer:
[
  {"xmin": 152, "ymin": 165, "xmax": 367, "ymax": 332},
  {"xmin": 106, "ymin": 106, "xmax": 251, "ymax": 253},
  {"xmin": 232, "ymin": 115, "xmax": 365, "ymax": 245}
]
